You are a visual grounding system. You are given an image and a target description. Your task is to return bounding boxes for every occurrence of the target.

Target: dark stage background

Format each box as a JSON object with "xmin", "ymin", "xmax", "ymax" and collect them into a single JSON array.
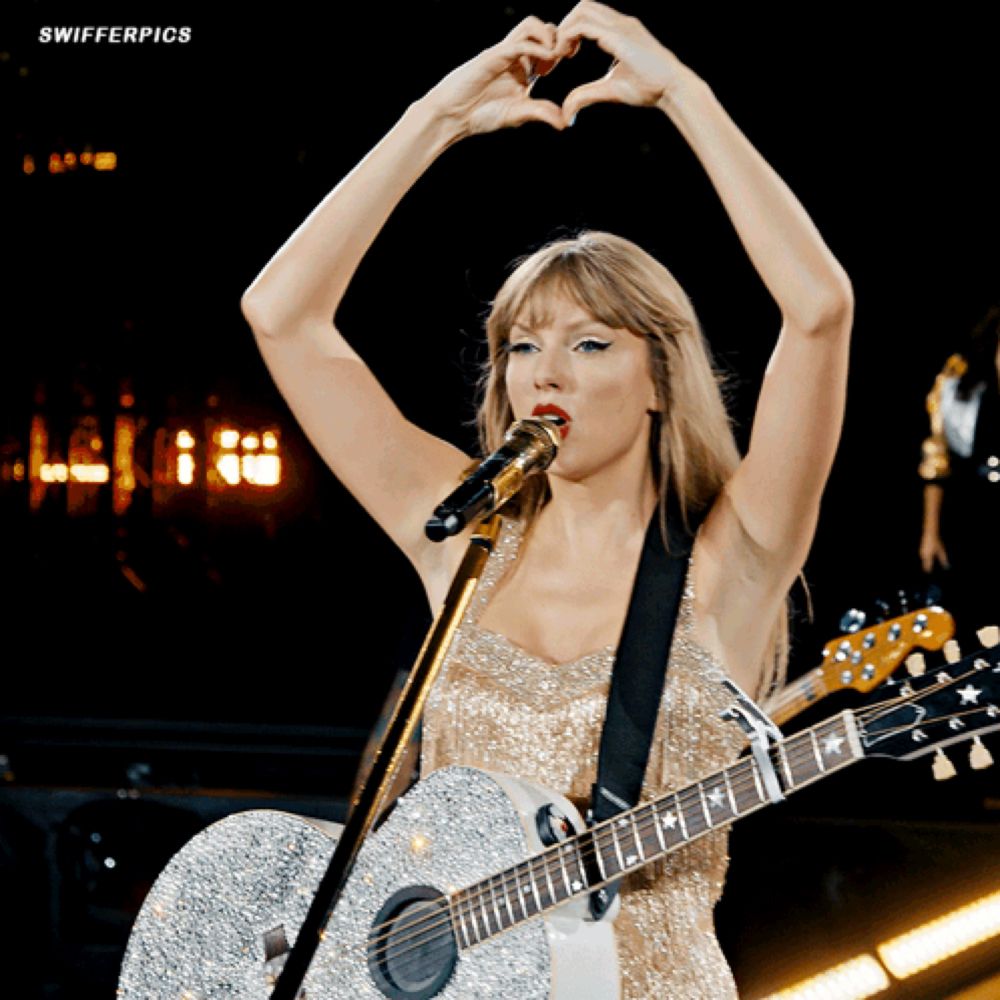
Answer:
[{"xmin": 2, "ymin": 2, "xmax": 998, "ymax": 997}]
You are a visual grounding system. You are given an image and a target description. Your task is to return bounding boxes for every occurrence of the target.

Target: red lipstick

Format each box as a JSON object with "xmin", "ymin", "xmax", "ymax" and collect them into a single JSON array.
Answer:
[{"xmin": 532, "ymin": 403, "xmax": 571, "ymax": 439}]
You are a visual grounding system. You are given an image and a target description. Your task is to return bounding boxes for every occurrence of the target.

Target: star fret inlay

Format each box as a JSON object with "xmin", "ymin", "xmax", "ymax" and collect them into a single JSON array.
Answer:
[{"xmin": 958, "ymin": 684, "xmax": 982, "ymax": 705}]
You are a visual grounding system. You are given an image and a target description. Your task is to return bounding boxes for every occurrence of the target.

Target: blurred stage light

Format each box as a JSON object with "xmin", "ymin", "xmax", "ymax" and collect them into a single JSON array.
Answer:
[
  {"xmin": 41, "ymin": 462, "xmax": 68, "ymax": 483},
  {"xmin": 762, "ymin": 954, "xmax": 889, "ymax": 1000},
  {"xmin": 69, "ymin": 463, "xmax": 110, "ymax": 484},
  {"xmin": 217, "ymin": 453, "xmax": 240, "ymax": 485},
  {"xmin": 252, "ymin": 454, "xmax": 280, "ymax": 486},
  {"xmin": 878, "ymin": 887, "xmax": 1000, "ymax": 979},
  {"xmin": 177, "ymin": 453, "xmax": 195, "ymax": 485}
]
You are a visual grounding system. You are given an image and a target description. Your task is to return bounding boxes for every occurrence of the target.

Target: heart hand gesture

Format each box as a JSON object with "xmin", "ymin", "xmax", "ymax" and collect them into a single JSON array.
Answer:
[{"xmin": 554, "ymin": 3, "xmax": 693, "ymax": 122}]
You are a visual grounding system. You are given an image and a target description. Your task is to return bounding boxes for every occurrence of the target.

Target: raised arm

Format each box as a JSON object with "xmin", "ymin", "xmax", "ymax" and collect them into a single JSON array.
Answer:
[
  {"xmin": 550, "ymin": 3, "xmax": 852, "ymax": 691},
  {"xmin": 240, "ymin": 18, "xmax": 565, "ymax": 603},
  {"xmin": 556, "ymin": 3, "xmax": 853, "ymax": 581}
]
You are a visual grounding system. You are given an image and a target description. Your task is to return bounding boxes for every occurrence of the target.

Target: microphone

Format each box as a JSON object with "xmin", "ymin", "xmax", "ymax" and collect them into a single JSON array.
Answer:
[{"xmin": 424, "ymin": 417, "xmax": 561, "ymax": 541}]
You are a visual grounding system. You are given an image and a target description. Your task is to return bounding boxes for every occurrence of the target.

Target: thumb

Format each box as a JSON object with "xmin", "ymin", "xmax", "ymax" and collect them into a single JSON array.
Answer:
[{"xmin": 562, "ymin": 79, "xmax": 620, "ymax": 125}]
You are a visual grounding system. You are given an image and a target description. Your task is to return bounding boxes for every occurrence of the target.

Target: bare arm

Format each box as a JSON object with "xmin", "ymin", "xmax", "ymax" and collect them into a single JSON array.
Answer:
[
  {"xmin": 657, "ymin": 74, "xmax": 853, "ymax": 577},
  {"xmin": 555, "ymin": 3, "xmax": 851, "ymax": 562},
  {"xmin": 241, "ymin": 19, "xmax": 565, "ymax": 601},
  {"xmin": 554, "ymin": 3, "xmax": 852, "ymax": 688},
  {"xmin": 920, "ymin": 482, "xmax": 949, "ymax": 572}
]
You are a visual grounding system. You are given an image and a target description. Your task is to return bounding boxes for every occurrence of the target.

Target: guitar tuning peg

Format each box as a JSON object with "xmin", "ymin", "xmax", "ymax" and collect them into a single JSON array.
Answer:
[
  {"xmin": 944, "ymin": 640, "xmax": 961, "ymax": 664},
  {"xmin": 932, "ymin": 748, "xmax": 957, "ymax": 781},
  {"xmin": 906, "ymin": 653, "xmax": 927, "ymax": 677},
  {"xmin": 897, "ymin": 589, "xmax": 910, "ymax": 614},
  {"xmin": 839, "ymin": 608, "xmax": 866, "ymax": 633},
  {"xmin": 874, "ymin": 599, "xmax": 891, "ymax": 623},
  {"xmin": 976, "ymin": 625, "xmax": 999, "ymax": 648},
  {"xmin": 969, "ymin": 736, "xmax": 994, "ymax": 770}
]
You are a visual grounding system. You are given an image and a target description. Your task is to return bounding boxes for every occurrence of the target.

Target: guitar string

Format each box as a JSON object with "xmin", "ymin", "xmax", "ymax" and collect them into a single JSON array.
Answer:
[
  {"xmin": 856, "ymin": 667, "xmax": 985, "ymax": 725},
  {"xmin": 361, "ymin": 663, "xmax": 990, "ymax": 977},
  {"xmin": 358, "ymin": 716, "xmax": 851, "ymax": 970},
  {"xmin": 360, "ymin": 722, "xmax": 852, "ymax": 978},
  {"xmin": 363, "ymin": 667, "xmax": 988, "ymax": 974},
  {"xmin": 368, "ymin": 717, "xmax": 876, "ymax": 964},
  {"xmin": 368, "ymin": 693, "xmax": 986, "ymax": 983}
]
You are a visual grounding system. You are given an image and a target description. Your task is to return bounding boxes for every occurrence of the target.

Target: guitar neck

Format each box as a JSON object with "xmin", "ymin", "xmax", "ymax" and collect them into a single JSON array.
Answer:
[
  {"xmin": 450, "ymin": 711, "xmax": 862, "ymax": 949},
  {"xmin": 768, "ymin": 665, "xmax": 831, "ymax": 725}
]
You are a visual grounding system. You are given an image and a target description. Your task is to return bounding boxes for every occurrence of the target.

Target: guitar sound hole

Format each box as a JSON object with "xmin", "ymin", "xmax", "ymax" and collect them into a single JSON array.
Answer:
[{"xmin": 367, "ymin": 886, "xmax": 457, "ymax": 999}]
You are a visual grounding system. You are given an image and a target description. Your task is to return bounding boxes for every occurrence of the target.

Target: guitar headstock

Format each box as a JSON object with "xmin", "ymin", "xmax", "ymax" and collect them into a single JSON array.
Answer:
[
  {"xmin": 857, "ymin": 628, "xmax": 1000, "ymax": 774},
  {"xmin": 819, "ymin": 607, "xmax": 955, "ymax": 695}
]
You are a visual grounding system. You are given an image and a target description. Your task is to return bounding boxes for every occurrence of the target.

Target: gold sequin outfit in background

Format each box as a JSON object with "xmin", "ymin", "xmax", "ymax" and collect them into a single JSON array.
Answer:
[{"xmin": 422, "ymin": 517, "xmax": 748, "ymax": 999}]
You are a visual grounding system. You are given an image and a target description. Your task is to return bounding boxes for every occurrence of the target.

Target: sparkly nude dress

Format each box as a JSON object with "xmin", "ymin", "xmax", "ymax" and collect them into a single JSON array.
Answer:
[{"xmin": 421, "ymin": 516, "xmax": 747, "ymax": 999}]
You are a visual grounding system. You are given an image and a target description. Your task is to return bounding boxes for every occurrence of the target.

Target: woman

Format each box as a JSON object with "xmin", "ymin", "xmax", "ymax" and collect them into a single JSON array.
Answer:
[
  {"xmin": 919, "ymin": 304, "xmax": 1000, "ymax": 632},
  {"xmin": 241, "ymin": 4, "xmax": 853, "ymax": 996}
]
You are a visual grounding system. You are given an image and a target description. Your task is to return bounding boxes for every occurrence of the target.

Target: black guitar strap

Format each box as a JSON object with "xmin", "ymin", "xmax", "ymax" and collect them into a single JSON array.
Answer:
[{"xmin": 588, "ymin": 496, "xmax": 707, "ymax": 920}]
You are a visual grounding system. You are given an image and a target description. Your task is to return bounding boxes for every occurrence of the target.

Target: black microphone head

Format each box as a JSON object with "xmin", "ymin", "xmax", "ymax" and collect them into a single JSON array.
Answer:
[{"xmin": 424, "ymin": 511, "xmax": 463, "ymax": 542}]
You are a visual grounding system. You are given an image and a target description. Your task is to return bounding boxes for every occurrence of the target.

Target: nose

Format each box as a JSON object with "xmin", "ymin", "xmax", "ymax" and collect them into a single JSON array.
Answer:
[{"xmin": 532, "ymin": 347, "xmax": 570, "ymax": 391}]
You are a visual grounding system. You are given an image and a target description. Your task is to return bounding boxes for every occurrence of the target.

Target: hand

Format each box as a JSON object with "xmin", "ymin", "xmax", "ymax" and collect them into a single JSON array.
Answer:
[
  {"xmin": 553, "ymin": 2, "xmax": 695, "ymax": 124},
  {"xmin": 425, "ymin": 16, "xmax": 566, "ymax": 137},
  {"xmin": 919, "ymin": 531, "xmax": 950, "ymax": 573}
]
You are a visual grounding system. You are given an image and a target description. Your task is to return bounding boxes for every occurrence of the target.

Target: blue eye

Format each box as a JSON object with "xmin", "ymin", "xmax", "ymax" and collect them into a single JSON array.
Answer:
[
  {"xmin": 576, "ymin": 339, "xmax": 611, "ymax": 353},
  {"xmin": 505, "ymin": 341, "xmax": 537, "ymax": 354}
]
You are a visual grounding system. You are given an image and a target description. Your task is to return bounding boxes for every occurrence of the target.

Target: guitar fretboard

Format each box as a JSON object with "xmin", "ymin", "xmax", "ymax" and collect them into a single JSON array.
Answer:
[{"xmin": 450, "ymin": 711, "xmax": 861, "ymax": 949}]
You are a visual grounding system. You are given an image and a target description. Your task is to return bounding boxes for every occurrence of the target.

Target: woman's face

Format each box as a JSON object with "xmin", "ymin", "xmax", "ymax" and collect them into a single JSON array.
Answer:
[{"xmin": 504, "ymin": 289, "xmax": 660, "ymax": 482}]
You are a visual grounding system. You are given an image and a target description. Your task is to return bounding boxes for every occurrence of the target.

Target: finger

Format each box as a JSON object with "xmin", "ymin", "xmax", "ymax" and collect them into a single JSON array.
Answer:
[
  {"xmin": 506, "ymin": 97, "xmax": 566, "ymax": 131},
  {"xmin": 507, "ymin": 15, "xmax": 558, "ymax": 50},
  {"xmin": 494, "ymin": 38, "xmax": 559, "ymax": 69},
  {"xmin": 554, "ymin": 4, "xmax": 619, "ymax": 60},
  {"xmin": 562, "ymin": 78, "xmax": 622, "ymax": 122}
]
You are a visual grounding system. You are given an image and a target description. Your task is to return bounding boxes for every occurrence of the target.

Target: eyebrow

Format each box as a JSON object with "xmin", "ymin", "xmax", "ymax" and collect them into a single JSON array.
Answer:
[{"xmin": 510, "ymin": 318, "xmax": 608, "ymax": 334}]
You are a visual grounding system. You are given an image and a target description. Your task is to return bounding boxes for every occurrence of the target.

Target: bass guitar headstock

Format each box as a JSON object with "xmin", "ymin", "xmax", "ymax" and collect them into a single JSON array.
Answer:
[{"xmin": 819, "ymin": 607, "xmax": 955, "ymax": 696}]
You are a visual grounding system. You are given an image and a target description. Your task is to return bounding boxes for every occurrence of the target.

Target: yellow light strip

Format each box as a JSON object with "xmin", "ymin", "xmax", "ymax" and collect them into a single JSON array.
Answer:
[
  {"xmin": 762, "ymin": 954, "xmax": 889, "ymax": 1000},
  {"xmin": 761, "ymin": 954, "xmax": 889, "ymax": 1000},
  {"xmin": 878, "ymin": 888, "xmax": 1000, "ymax": 979}
]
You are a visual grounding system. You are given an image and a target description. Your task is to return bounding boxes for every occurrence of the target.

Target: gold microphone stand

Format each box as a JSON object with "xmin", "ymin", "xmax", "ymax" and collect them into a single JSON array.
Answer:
[
  {"xmin": 272, "ymin": 415, "xmax": 559, "ymax": 998},
  {"xmin": 270, "ymin": 514, "xmax": 502, "ymax": 999}
]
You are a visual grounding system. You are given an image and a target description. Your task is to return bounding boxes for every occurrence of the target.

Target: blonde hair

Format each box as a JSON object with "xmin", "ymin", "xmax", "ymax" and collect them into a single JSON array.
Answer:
[{"xmin": 475, "ymin": 230, "xmax": 788, "ymax": 699}]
